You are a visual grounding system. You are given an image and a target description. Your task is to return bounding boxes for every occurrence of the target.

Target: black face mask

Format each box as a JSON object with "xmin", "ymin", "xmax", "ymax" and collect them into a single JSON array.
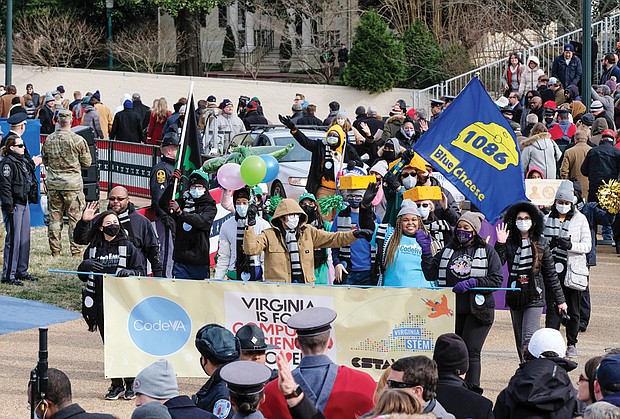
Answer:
[
  {"xmin": 383, "ymin": 150, "xmax": 396, "ymax": 161},
  {"xmin": 102, "ymin": 224, "xmax": 121, "ymax": 237},
  {"xmin": 301, "ymin": 205, "xmax": 317, "ymax": 222}
]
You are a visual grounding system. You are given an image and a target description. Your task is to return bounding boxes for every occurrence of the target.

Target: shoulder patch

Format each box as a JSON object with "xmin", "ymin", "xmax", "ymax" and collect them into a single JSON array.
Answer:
[
  {"xmin": 2, "ymin": 164, "xmax": 11, "ymax": 177},
  {"xmin": 213, "ymin": 399, "xmax": 231, "ymax": 418},
  {"xmin": 156, "ymin": 169, "xmax": 166, "ymax": 184}
]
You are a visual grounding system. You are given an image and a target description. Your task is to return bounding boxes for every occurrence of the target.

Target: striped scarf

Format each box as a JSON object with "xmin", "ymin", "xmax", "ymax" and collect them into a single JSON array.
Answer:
[
  {"xmin": 509, "ymin": 238, "xmax": 533, "ymax": 283},
  {"xmin": 543, "ymin": 216, "xmax": 570, "ymax": 280},
  {"xmin": 437, "ymin": 247, "xmax": 488, "ymax": 286},
  {"xmin": 336, "ymin": 210, "xmax": 377, "ymax": 271},
  {"xmin": 117, "ymin": 208, "xmax": 134, "ymax": 239},
  {"xmin": 425, "ymin": 219, "xmax": 452, "ymax": 249},
  {"xmin": 235, "ymin": 219, "xmax": 258, "ymax": 281},
  {"xmin": 285, "ymin": 230, "xmax": 304, "ymax": 283}
]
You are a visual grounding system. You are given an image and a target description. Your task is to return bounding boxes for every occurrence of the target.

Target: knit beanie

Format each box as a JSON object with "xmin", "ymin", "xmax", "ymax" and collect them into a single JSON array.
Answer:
[
  {"xmin": 133, "ymin": 359, "xmax": 179, "ymax": 399},
  {"xmin": 555, "ymin": 180, "xmax": 575, "ymax": 203},
  {"xmin": 397, "ymin": 199, "xmax": 420, "ymax": 218},
  {"xmin": 131, "ymin": 402, "xmax": 172, "ymax": 419},
  {"xmin": 433, "ymin": 333, "xmax": 469, "ymax": 375},
  {"xmin": 233, "ymin": 187, "xmax": 251, "ymax": 202},
  {"xmin": 457, "ymin": 211, "xmax": 485, "ymax": 234}
]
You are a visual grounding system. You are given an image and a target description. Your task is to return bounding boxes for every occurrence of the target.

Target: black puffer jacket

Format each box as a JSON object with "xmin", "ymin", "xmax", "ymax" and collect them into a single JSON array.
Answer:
[
  {"xmin": 495, "ymin": 201, "xmax": 565, "ymax": 308},
  {"xmin": 494, "ymin": 357, "xmax": 578, "ymax": 419},
  {"xmin": 0, "ymin": 152, "xmax": 39, "ymax": 210}
]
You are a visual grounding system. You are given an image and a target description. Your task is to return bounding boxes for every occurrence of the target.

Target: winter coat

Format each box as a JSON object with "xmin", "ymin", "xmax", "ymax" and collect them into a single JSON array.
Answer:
[
  {"xmin": 599, "ymin": 64, "xmax": 620, "ymax": 85},
  {"xmin": 147, "ymin": 111, "xmax": 171, "ymax": 145},
  {"xmin": 436, "ymin": 375, "xmax": 494, "ymax": 419},
  {"xmin": 591, "ymin": 88, "xmax": 616, "ymax": 129},
  {"xmin": 581, "ymin": 140, "xmax": 620, "ymax": 198},
  {"xmin": 132, "ymin": 99, "xmax": 151, "ymax": 130},
  {"xmin": 38, "ymin": 105, "xmax": 56, "ymax": 135},
  {"xmin": 243, "ymin": 198, "xmax": 357, "ymax": 283},
  {"xmin": 560, "ymin": 142, "xmax": 591, "ymax": 194},
  {"xmin": 521, "ymin": 132, "xmax": 562, "ymax": 179},
  {"xmin": 544, "ymin": 209, "xmax": 591, "ymax": 269},
  {"xmin": 94, "ymin": 103, "xmax": 113, "ymax": 139},
  {"xmin": 243, "ymin": 110, "xmax": 268, "ymax": 130},
  {"xmin": 291, "ymin": 125, "xmax": 361, "ymax": 195},
  {"xmin": 519, "ymin": 57, "xmax": 545, "ymax": 97},
  {"xmin": 494, "ymin": 357, "xmax": 578, "ymax": 419},
  {"xmin": 380, "ymin": 115, "xmax": 406, "ymax": 144},
  {"xmin": 82, "ymin": 105, "xmax": 104, "ymax": 138},
  {"xmin": 0, "ymin": 151, "xmax": 39, "ymax": 209},
  {"xmin": 551, "ymin": 54, "xmax": 583, "ymax": 88},
  {"xmin": 110, "ymin": 109, "xmax": 145, "ymax": 143}
]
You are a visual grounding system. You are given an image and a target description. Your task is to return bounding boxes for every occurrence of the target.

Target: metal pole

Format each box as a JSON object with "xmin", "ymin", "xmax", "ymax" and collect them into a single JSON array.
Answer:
[
  {"xmin": 5, "ymin": 0, "xmax": 13, "ymax": 85},
  {"xmin": 107, "ymin": 7, "xmax": 113, "ymax": 70},
  {"xmin": 582, "ymin": 0, "xmax": 592, "ymax": 109}
]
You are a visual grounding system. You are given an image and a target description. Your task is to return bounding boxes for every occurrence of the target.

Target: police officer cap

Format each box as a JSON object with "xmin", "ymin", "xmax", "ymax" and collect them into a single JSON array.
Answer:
[
  {"xmin": 161, "ymin": 131, "xmax": 180, "ymax": 147},
  {"xmin": 430, "ymin": 99, "xmax": 445, "ymax": 107},
  {"xmin": 220, "ymin": 361, "xmax": 272, "ymax": 395},
  {"xmin": 8, "ymin": 112, "xmax": 27, "ymax": 126},
  {"xmin": 236, "ymin": 324, "xmax": 278, "ymax": 352},
  {"xmin": 195, "ymin": 324, "xmax": 240, "ymax": 364},
  {"xmin": 286, "ymin": 307, "xmax": 336, "ymax": 337},
  {"xmin": 442, "ymin": 95, "xmax": 456, "ymax": 102},
  {"xmin": 556, "ymin": 109, "xmax": 570, "ymax": 116}
]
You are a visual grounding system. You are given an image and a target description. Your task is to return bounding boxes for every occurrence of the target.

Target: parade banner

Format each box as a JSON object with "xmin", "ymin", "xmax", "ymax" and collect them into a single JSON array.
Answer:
[
  {"xmin": 103, "ymin": 277, "xmax": 455, "ymax": 380},
  {"xmin": 413, "ymin": 77, "xmax": 527, "ymax": 223}
]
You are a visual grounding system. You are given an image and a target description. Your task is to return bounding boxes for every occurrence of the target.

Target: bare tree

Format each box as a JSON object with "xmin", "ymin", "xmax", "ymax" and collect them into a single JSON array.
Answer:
[
  {"xmin": 113, "ymin": 22, "xmax": 182, "ymax": 73},
  {"xmin": 13, "ymin": 12, "xmax": 104, "ymax": 68}
]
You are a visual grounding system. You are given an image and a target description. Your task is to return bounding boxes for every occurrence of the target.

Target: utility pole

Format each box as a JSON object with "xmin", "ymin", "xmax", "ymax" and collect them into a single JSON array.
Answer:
[
  {"xmin": 582, "ymin": 0, "xmax": 592, "ymax": 108},
  {"xmin": 5, "ymin": 0, "xmax": 13, "ymax": 85}
]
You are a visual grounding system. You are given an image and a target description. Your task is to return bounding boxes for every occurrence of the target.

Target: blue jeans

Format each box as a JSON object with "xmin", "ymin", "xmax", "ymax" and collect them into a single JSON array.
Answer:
[
  {"xmin": 173, "ymin": 263, "xmax": 210, "ymax": 280},
  {"xmin": 344, "ymin": 270, "xmax": 372, "ymax": 286}
]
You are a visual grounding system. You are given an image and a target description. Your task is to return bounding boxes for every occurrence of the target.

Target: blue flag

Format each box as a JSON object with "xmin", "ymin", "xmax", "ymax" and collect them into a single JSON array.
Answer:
[{"xmin": 413, "ymin": 78, "xmax": 526, "ymax": 223}]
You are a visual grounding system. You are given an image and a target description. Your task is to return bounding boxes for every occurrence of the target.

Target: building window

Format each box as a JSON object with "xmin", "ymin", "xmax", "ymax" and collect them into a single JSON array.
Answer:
[{"xmin": 218, "ymin": 6, "xmax": 227, "ymax": 28}]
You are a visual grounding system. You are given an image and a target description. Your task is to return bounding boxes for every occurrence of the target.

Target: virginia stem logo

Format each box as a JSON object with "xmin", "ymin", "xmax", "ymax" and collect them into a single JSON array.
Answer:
[{"xmin": 128, "ymin": 297, "xmax": 192, "ymax": 356}]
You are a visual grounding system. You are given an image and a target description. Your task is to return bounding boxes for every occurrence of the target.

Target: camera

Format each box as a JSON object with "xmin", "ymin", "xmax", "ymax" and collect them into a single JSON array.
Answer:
[{"xmin": 237, "ymin": 95, "xmax": 251, "ymax": 118}]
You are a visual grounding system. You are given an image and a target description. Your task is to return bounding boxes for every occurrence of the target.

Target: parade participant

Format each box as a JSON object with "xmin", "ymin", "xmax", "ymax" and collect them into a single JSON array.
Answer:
[
  {"xmin": 495, "ymin": 201, "xmax": 567, "ymax": 362},
  {"xmin": 74, "ymin": 186, "xmax": 162, "ymax": 277},
  {"xmin": 368, "ymin": 160, "xmax": 388, "ymax": 220},
  {"xmin": 0, "ymin": 134, "xmax": 39, "ymax": 286},
  {"xmin": 413, "ymin": 161, "xmax": 461, "ymax": 225},
  {"xmin": 133, "ymin": 359, "xmax": 217, "ymax": 418},
  {"xmin": 42, "ymin": 109, "xmax": 92, "ymax": 257},
  {"xmin": 159, "ymin": 170, "xmax": 217, "ymax": 280},
  {"xmin": 77, "ymin": 210, "xmax": 143, "ymax": 400},
  {"xmin": 381, "ymin": 149, "xmax": 421, "ymax": 226},
  {"xmin": 235, "ymin": 323, "xmax": 278, "ymax": 382},
  {"xmin": 278, "ymin": 114, "xmax": 361, "ymax": 220},
  {"xmin": 28, "ymin": 368, "xmax": 116, "ymax": 419},
  {"xmin": 260, "ymin": 307, "xmax": 376, "ymax": 419},
  {"xmin": 432, "ymin": 334, "xmax": 495, "ymax": 419},
  {"xmin": 297, "ymin": 193, "xmax": 331, "ymax": 284},
  {"xmin": 423, "ymin": 212, "xmax": 503, "ymax": 387},
  {"xmin": 332, "ymin": 179, "xmax": 381, "ymax": 286},
  {"xmin": 193, "ymin": 324, "xmax": 241, "ymax": 419},
  {"xmin": 243, "ymin": 198, "xmax": 370, "ymax": 283},
  {"xmin": 220, "ymin": 361, "xmax": 272, "ymax": 419},
  {"xmin": 361, "ymin": 197, "xmax": 433, "ymax": 287},
  {"xmin": 543, "ymin": 181, "xmax": 591, "ymax": 357},
  {"xmin": 493, "ymin": 328, "xmax": 578, "ymax": 418},
  {"xmin": 150, "ymin": 131, "xmax": 179, "ymax": 277},
  {"xmin": 216, "ymin": 187, "xmax": 270, "ymax": 281}
]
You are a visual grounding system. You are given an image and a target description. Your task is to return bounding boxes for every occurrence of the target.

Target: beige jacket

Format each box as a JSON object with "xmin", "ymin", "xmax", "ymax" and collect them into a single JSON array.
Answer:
[
  {"xmin": 243, "ymin": 198, "xmax": 357, "ymax": 283},
  {"xmin": 560, "ymin": 141, "xmax": 591, "ymax": 194},
  {"xmin": 94, "ymin": 103, "xmax": 113, "ymax": 139}
]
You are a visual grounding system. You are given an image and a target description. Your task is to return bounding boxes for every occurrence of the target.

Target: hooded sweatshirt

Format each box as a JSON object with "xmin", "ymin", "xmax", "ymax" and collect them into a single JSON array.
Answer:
[
  {"xmin": 521, "ymin": 132, "xmax": 562, "ymax": 179},
  {"xmin": 519, "ymin": 57, "xmax": 545, "ymax": 97}
]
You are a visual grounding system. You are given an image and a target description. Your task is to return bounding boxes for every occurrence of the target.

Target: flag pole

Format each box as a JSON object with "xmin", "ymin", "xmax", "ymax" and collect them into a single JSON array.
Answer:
[{"xmin": 171, "ymin": 81, "xmax": 195, "ymax": 199}]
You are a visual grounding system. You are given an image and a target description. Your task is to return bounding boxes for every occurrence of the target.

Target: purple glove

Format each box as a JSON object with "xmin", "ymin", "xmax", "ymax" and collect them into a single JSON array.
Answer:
[
  {"xmin": 415, "ymin": 230, "xmax": 432, "ymax": 255},
  {"xmin": 452, "ymin": 278, "xmax": 478, "ymax": 294}
]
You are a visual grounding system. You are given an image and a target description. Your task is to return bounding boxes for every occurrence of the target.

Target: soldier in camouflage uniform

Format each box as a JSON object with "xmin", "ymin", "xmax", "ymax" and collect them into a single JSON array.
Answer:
[{"xmin": 41, "ymin": 109, "xmax": 92, "ymax": 256}]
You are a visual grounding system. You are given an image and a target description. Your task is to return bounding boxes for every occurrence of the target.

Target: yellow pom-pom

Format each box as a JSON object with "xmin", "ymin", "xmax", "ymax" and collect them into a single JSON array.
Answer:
[{"xmin": 597, "ymin": 179, "xmax": 620, "ymax": 214}]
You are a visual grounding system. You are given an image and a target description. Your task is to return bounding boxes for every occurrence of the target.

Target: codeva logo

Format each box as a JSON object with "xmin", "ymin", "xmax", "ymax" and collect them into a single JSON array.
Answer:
[{"xmin": 128, "ymin": 297, "xmax": 191, "ymax": 356}]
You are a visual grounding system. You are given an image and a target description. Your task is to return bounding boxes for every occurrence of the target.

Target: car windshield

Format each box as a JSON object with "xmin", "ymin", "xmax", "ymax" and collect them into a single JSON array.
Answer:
[{"xmin": 272, "ymin": 135, "xmax": 315, "ymax": 162}]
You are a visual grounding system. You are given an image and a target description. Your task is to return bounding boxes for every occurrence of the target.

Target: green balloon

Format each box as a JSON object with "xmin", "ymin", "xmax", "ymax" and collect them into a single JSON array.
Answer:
[{"xmin": 240, "ymin": 155, "xmax": 267, "ymax": 187}]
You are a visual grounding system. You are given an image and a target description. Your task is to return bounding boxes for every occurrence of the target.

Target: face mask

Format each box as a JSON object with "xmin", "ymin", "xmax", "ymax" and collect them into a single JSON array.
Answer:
[
  {"xmin": 326, "ymin": 135, "xmax": 339, "ymax": 146},
  {"xmin": 401, "ymin": 128, "xmax": 415, "ymax": 138},
  {"xmin": 236, "ymin": 204, "xmax": 248, "ymax": 217},
  {"xmin": 402, "ymin": 175, "xmax": 416, "ymax": 190},
  {"xmin": 456, "ymin": 229, "xmax": 474, "ymax": 244},
  {"xmin": 347, "ymin": 197, "xmax": 362, "ymax": 209},
  {"xmin": 418, "ymin": 206, "xmax": 431, "ymax": 219},
  {"xmin": 189, "ymin": 188, "xmax": 205, "ymax": 199},
  {"xmin": 301, "ymin": 205, "xmax": 316, "ymax": 222},
  {"xmin": 383, "ymin": 150, "xmax": 396, "ymax": 161},
  {"xmin": 285, "ymin": 214, "xmax": 300, "ymax": 230},
  {"xmin": 516, "ymin": 219, "xmax": 532, "ymax": 232},
  {"xmin": 556, "ymin": 203, "xmax": 571, "ymax": 214},
  {"xmin": 102, "ymin": 224, "xmax": 121, "ymax": 237},
  {"xmin": 336, "ymin": 118, "xmax": 345, "ymax": 126}
]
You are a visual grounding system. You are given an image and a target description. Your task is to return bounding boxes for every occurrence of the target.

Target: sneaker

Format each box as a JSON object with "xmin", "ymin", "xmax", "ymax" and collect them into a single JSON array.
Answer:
[
  {"xmin": 566, "ymin": 345, "xmax": 578, "ymax": 358},
  {"xmin": 105, "ymin": 386, "xmax": 125, "ymax": 400},
  {"xmin": 123, "ymin": 389, "xmax": 135, "ymax": 400}
]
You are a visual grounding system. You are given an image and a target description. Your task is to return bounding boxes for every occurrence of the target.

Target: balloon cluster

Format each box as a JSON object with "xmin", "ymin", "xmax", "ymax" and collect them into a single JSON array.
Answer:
[
  {"xmin": 216, "ymin": 154, "xmax": 280, "ymax": 189},
  {"xmin": 597, "ymin": 179, "xmax": 620, "ymax": 214}
]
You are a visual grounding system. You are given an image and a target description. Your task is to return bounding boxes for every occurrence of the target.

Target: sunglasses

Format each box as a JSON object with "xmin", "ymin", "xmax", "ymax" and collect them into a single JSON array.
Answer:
[
  {"xmin": 109, "ymin": 197, "xmax": 128, "ymax": 202},
  {"xmin": 387, "ymin": 379, "xmax": 419, "ymax": 389},
  {"xmin": 418, "ymin": 203, "xmax": 431, "ymax": 208},
  {"xmin": 13, "ymin": 144, "xmax": 25, "ymax": 148},
  {"xmin": 401, "ymin": 172, "xmax": 414, "ymax": 178},
  {"xmin": 578, "ymin": 374, "xmax": 589, "ymax": 383}
]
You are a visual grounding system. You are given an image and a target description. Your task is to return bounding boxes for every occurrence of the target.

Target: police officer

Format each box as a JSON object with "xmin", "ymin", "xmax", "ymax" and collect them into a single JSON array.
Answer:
[
  {"xmin": 41, "ymin": 109, "xmax": 92, "ymax": 256},
  {"xmin": 429, "ymin": 99, "xmax": 445, "ymax": 124},
  {"xmin": 0, "ymin": 116, "xmax": 40, "ymax": 285},
  {"xmin": 150, "ymin": 131, "xmax": 178, "ymax": 277},
  {"xmin": 220, "ymin": 361, "xmax": 272, "ymax": 419},
  {"xmin": 194, "ymin": 324, "xmax": 240, "ymax": 419},
  {"xmin": 235, "ymin": 324, "xmax": 279, "ymax": 382}
]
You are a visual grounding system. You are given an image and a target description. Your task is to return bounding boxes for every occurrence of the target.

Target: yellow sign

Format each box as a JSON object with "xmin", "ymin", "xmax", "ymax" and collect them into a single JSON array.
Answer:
[
  {"xmin": 103, "ymin": 277, "xmax": 455, "ymax": 380},
  {"xmin": 451, "ymin": 122, "xmax": 519, "ymax": 170}
]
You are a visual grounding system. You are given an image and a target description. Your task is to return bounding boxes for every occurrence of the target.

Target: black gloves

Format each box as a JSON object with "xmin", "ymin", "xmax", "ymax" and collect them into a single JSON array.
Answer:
[
  {"xmin": 247, "ymin": 203, "xmax": 258, "ymax": 226},
  {"xmin": 383, "ymin": 172, "xmax": 401, "ymax": 192},
  {"xmin": 361, "ymin": 182, "xmax": 379, "ymax": 208},
  {"xmin": 556, "ymin": 237, "xmax": 572, "ymax": 250},
  {"xmin": 2, "ymin": 205, "xmax": 14, "ymax": 216},
  {"xmin": 116, "ymin": 269, "xmax": 135, "ymax": 277},
  {"xmin": 353, "ymin": 228, "xmax": 373, "ymax": 242},
  {"xmin": 401, "ymin": 149, "xmax": 415, "ymax": 165},
  {"xmin": 80, "ymin": 259, "xmax": 104, "ymax": 273},
  {"xmin": 278, "ymin": 114, "xmax": 296, "ymax": 130},
  {"xmin": 347, "ymin": 160, "xmax": 357, "ymax": 171}
]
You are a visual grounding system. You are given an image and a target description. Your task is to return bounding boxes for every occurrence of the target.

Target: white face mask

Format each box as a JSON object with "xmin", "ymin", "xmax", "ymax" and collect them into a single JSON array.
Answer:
[
  {"xmin": 189, "ymin": 188, "xmax": 205, "ymax": 199},
  {"xmin": 556, "ymin": 203, "xmax": 571, "ymax": 214},
  {"xmin": 402, "ymin": 128, "xmax": 415, "ymax": 138},
  {"xmin": 236, "ymin": 204, "xmax": 248, "ymax": 217},
  {"xmin": 516, "ymin": 219, "xmax": 532, "ymax": 232},
  {"xmin": 418, "ymin": 206, "xmax": 431, "ymax": 219},
  {"xmin": 285, "ymin": 214, "xmax": 300, "ymax": 230},
  {"xmin": 326, "ymin": 135, "xmax": 339, "ymax": 146},
  {"xmin": 402, "ymin": 175, "xmax": 417, "ymax": 190}
]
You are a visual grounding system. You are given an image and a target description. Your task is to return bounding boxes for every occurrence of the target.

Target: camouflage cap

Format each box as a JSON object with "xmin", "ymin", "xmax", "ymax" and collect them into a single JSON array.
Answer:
[{"xmin": 58, "ymin": 109, "xmax": 72, "ymax": 121}]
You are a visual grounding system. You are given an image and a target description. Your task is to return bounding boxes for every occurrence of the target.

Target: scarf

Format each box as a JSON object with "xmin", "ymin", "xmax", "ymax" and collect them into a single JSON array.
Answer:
[
  {"xmin": 117, "ymin": 208, "xmax": 135, "ymax": 239},
  {"xmin": 234, "ymin": 218, "xmax": 258, "ymax": 281},
  {"xmin": 543, "ymin": 215, "xmax": 571, "ymax": 281},
  {"xmin": 285, "ymin": 229, "xmax": 304, "ymax": 283},
  {"xmin": 437, "ymin": 247, "xmax": 488, "ymax": 286},
  {"xmin": 505, "ymin": 238, "xmax": 537, "ymax": 309},
  {"xmin": 309, "ymin": 219, "xmax": 329, "ymax": 269},
  {"xmin": 336, "ymin": 208, "xmax": 376, "ymax": 272}
]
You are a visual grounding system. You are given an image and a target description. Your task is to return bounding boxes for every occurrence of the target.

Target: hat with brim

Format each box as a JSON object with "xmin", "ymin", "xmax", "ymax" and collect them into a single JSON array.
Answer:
[
  {"xmin": 286, "ymin": 307, "xmax": 336, "ymax": 337},
  {"xmin": 220, "ymin": 361, "xmax": 272, "ymax": 395},
  {"xmin": 235, "ymin": 324, "xmax": 278, "ymax": 351}
]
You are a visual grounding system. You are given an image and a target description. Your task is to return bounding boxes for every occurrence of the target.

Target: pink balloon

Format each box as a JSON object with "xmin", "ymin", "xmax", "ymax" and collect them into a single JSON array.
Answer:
[{"xmin": 217, "ymin": 163, "xmax": 245, "ymax": 190}]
